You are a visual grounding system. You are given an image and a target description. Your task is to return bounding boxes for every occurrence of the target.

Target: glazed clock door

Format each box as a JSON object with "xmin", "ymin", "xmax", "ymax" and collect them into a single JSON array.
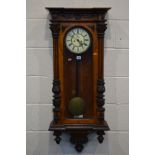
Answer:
[{"xmin": 63, "ymin": 27, "xmax": 94, "ymax": 120}]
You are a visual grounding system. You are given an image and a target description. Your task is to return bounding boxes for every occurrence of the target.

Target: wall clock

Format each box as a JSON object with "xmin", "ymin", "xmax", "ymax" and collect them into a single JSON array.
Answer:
[{"xmin": 46, "ymin": 7, "xmax": 111, "ymax": 152}]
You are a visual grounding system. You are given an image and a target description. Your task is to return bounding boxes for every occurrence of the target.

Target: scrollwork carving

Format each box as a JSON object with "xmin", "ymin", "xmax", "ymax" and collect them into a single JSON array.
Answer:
[
  {"xmin": 96, "ymin": 22, "xmax": 107, "ymax": 37},
  {"xmin": 96, "ymin": 79, "xmax": 105, "ymax": 121},
  {"xmin": 49, "ymin": 22, "xmax": 60, "ymax": 38},
  {"xmin": 52, "ymin": 79, "xmax": 61, "ymax": 123}
]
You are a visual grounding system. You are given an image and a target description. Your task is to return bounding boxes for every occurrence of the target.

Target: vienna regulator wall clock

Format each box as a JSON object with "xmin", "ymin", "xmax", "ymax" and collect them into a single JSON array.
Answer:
[{"xmin": 46, "ymin": 8, "xmax": 111, "ymax": 152}]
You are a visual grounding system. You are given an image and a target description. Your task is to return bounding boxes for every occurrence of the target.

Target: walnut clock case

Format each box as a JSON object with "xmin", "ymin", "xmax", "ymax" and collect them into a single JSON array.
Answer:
[{"xmin": 46, "ymin": 8, "xmax": 111, "ymax": 152}]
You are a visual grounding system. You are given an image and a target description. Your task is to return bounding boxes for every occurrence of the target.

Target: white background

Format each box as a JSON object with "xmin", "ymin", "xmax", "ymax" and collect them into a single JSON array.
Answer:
[{"xmin": 0, "ymin": 0, "xmax": 155, "ymax": 155}]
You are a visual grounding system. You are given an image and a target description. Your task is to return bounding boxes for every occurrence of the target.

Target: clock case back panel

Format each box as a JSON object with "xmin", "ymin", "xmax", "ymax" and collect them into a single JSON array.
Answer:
[{"xmin": 46, "ymin": 8, "xmax": 111, "ymax": 152}]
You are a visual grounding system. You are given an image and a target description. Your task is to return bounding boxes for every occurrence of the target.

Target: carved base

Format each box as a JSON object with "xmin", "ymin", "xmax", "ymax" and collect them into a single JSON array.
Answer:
[
  {"xmin": 70, "ymin": 131, "xmax": 89, "ymax": 152},
  {"xmin": 49, "ymin": 122, "xmax": 109, "ymax": 152},
  {"xmin": 53, "ymin": 130, "xmax": 105, "ymax": 150},
  {"xmin": 97, "ymin": 130, "xmax": 105, "ymax": 143},
  {"xmin": 53, "ymin": 131, "xmax": 62, "ymax": 144}
]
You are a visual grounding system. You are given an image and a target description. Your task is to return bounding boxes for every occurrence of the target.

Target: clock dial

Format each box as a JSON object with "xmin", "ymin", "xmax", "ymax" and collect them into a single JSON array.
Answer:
[{"xmin": 65, "ymin": 27, "xmax": 91, "ymax": 54}]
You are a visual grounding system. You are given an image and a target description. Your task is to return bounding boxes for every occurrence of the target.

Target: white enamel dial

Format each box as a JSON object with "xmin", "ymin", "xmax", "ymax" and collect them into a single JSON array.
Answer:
[{"xmin": 65, "ymin": 27, "xmax": 91, "ymax": 54}]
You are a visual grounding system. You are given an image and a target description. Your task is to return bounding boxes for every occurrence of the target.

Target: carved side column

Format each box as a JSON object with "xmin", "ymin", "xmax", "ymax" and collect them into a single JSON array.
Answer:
[
  {"xmin": 96, "ymin": 21, "xmax": 107, "ymax": 123},
  {"xmin": 96, "ymin": 19, "xmax": 108, "ymax": 143},
  {"xmin": 48, "ymin": 21, "xmax": 62, "ymax": 143},
  {"xmin": 49, "ymin": 22, "xmax": 61, "ymax": 124}
]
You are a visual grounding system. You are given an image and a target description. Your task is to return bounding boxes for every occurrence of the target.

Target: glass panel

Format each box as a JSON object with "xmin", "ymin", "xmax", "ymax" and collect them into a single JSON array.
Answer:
[{"xmin": 63, "ymin": 47, "xmax": 94, "ymax": 119}]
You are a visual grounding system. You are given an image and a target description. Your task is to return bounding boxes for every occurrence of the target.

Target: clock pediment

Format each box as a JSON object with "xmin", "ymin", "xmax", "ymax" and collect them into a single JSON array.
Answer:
[{"xmin": 46, "ymin": 7, "xmax": 111, "ymax": 22}]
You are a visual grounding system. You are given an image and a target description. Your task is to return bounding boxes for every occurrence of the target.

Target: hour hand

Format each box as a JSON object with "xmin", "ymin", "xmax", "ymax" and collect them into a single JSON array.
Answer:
[{"xmin": 77, "ymin": 39, "xmax": 83, "ymax": 46}]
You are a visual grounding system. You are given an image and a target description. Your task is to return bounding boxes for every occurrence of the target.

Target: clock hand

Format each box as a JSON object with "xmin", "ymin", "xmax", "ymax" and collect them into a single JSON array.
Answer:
[{"xmin": 77, "ymin": 39, "xmax": 83, "ymax": 46}]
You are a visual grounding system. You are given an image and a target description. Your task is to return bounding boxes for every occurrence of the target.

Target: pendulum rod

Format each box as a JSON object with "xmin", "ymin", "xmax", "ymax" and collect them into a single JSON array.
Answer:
[{"xmin": 75, "ymin": 58, "xmax": 79, "ymax": 96}]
